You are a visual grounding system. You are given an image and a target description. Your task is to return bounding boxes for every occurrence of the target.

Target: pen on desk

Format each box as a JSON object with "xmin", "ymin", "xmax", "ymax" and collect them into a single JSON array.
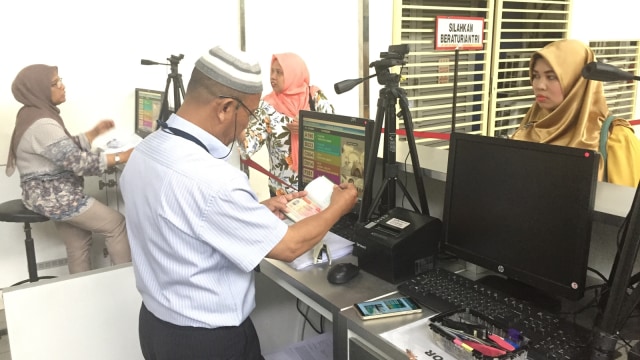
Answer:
[
  {"xmin": 442, "ymin": 317, "xmax": 487, "ymax": 339},
  {"xmin": 405, "ymin": 348, "xmax": 417, "ymax": 359},
  {"xmin": 460, "ymin": 339, "xmax": 506, "ymax": 357},
  {"xmin": 437, "ymin": 324, "xmax": 509, "ymax": 356},
  {"xmin": 506, "ymin": 328, "xmax": 523, "ymax": 349},
  {"xmin": 488, "ymin": 333, "xmax": 516, "ymax": 351},
  {"xmin": 452, "ymin": 338, "xmax": 474, "ymax": 353},
  {"xmin": 430, "ymin": 323, "xmax": 475, "ymax": 354}
]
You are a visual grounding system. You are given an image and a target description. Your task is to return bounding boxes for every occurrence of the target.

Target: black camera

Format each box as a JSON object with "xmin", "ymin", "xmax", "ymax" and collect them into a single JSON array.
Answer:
[
  {"xmin": 168, "ymin": 54, "xmax": 185, "ymax": 65},
  {"xmin": 380, "ymin": 44, "xmax": 410, "ymax": 60},
  {"xmin": 333, "ymin": 44, "xmax": 410, "ymax": 93},
  {"xmin": 370, "ymin": 44, "xmax": 409, "ymax": 86}
]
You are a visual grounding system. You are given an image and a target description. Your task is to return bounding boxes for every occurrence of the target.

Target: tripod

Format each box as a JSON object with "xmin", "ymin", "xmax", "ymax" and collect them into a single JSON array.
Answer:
[
  {"xmin": 358, "ymin": 58, "xmax": 430, "ymax": 222},
  {"xmin": 141, "ymin": 54, "xmax": 186, "ymax": 125},
  {"xmin": 159, "ymin": 54, "xmax": 186, "ymax": 124}
]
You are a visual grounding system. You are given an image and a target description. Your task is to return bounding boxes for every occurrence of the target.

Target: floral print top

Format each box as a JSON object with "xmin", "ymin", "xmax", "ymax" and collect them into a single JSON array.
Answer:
[
  {"xmin": 17, "ymin": 118, "xmax": 107, "ymax": 220},
  {"xmin": 242, "ymin": 90, "xmax": 334, "ymax": 195}
]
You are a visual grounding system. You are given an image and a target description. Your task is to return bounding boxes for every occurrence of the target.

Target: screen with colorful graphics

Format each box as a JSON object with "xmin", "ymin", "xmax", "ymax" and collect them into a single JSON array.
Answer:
[
  {"xmin": 298, "ymin": 110, "xmax": 374, "ymax": 202},
  {"xmin": 134, "ymin": 88, "xmax": 164, "ymax": 138}
]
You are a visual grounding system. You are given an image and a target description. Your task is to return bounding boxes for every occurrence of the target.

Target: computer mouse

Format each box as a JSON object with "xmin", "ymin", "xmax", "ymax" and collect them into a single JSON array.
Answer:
[{"xmin": 327, "ymin": 263, "xmax": 360, "ymax": 284}]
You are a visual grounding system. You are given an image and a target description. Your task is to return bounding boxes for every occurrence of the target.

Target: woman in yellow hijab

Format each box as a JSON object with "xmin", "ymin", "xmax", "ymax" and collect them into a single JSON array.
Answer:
[{"xmin": 512, "ymin": 39, "xmax": 640, "ymax": 187}]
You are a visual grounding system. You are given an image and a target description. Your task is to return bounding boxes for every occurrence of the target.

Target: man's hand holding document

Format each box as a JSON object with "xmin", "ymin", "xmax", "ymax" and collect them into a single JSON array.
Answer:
[
  {"xmin": 284, "ymin": 176, "xmax": 335, "ymax": 223},
  {"xmin": 280, "ymin": 176, "xmax": 359, "ymax": 269}
]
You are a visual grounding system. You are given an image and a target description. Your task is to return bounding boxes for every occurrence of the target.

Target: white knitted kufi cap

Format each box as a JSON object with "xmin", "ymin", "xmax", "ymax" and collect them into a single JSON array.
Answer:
[{"xmin": 195, "ymin": 46, "xmax": 263, "ymax": 94}]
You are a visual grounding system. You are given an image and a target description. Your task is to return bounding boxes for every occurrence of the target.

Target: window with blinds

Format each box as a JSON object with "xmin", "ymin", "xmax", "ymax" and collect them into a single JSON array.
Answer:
[
  {"xmin": 589, "ymin": 40, "xmax": 639, "ymax": 121},
  {"xmin": 396, "ymin": 0, "xmax": 494, "ymax": 148},
  {"xmin": 394, "ymin": 0, "xmax": 580, "ymax": 146}
]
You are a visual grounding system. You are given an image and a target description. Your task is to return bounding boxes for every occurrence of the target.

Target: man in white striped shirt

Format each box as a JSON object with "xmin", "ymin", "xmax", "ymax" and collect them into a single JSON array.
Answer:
[{"xmin": 121, "ymin": 45, "xmax": 358, "ymax": 359}]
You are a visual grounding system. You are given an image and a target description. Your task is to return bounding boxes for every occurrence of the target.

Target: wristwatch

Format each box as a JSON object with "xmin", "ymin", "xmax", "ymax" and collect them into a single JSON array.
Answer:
[{"xmin": 114, "ymin": 153, "xmax": 121, "ymax": 165}]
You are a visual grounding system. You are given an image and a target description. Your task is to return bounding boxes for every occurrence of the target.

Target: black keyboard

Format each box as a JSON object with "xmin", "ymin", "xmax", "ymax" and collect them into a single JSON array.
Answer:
[
  {"xmin": 398, "ymin": 268, "xmax": 592, "ymax": 360},
  {"xmin": 330, "ymin": 213, "xmax": 358, "ymax": 240}
]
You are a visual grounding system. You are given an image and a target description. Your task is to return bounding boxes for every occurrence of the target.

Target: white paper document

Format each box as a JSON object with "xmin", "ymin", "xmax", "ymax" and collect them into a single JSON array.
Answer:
[
  {"xmin": 284, "ymin": 176, "xmax": 334, "ymax": 223},
  {"xmin": 286, "ymin": 232, "xmax": 354, "ymax": 270}
]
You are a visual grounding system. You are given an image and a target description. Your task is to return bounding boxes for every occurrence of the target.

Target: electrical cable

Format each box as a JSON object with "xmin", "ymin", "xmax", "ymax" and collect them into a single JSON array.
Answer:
[{"xmin": 295, "ymin": 299, "xmax": 325, "ymax": 336}]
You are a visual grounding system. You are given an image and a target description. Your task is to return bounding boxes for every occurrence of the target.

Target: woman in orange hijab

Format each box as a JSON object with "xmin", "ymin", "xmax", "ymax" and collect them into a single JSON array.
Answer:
[
  {"xmin": 512, "ymin": 39, "xmax": 640, "ymax": 187},
  {"xmin": 243, "ymin": 53, "xmax": 334, "ymax": 196}
]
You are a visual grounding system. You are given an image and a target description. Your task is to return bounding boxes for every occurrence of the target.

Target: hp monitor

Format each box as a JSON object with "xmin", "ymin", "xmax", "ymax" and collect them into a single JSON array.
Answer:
[{"xmin": 442, "ymin": 132, "xmax": 599, "ymax": 302}]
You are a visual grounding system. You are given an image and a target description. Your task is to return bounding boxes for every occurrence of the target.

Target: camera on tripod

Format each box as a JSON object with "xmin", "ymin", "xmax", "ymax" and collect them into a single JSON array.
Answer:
[
  {"xmin": 380, "ymin": 44, "xmax": 410, "ymax": 61},
  {"xmin": 168, "ymin": 54, "xmax": 184, "ymax": 65},
  {"xmin": 140, "ymin": 53, "xmax": 186, "ymax": 125},
  {"xmin": 370, "ymin": 44, "xmax": 409, "ymax": 86}
]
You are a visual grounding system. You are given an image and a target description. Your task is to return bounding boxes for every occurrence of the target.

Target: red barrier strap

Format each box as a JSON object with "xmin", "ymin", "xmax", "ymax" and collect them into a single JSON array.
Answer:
[
  {"xmin": 382, "ymin": 128, "xmax": 451, "ymax": 140},
  {"xmin": 240, "ymin": 157, "xmax": 296, "ymax": 190}
]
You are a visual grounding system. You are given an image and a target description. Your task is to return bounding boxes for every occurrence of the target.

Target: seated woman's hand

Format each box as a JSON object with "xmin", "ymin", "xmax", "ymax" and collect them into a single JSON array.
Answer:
[{"xmin": 93, "ymin": 119, "xmax": 115, "ymax": 136}]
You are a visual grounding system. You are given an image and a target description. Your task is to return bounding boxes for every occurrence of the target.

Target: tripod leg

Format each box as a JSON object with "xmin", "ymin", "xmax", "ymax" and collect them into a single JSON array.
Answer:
[
  {"xmin": 366, "ymin": 177, "xmax": 391, "ymax": 222},
  {"xmin": 172, "ymin": 74, "xmax": 183, "ymax": 111},
  {"xmin": 158, "ymin": 76, "xmax": 173, "ymax": 124},
  {"xmin": 380, "ymin": 91, "xmax": 399, "ymax": 212},
  {"xmin": 397, "ymin": 89, "xmax": 430, "ymax": 216},
  {"xmin": 177, "ymin": 74, "xmax": 186, "ymax": 99},
  {"xmin": 395, "ymin": 179, "xmax": 420, "ymax": 212},
  {"xmin": 359, "ymin": 96, "xmax": 386, "ymax": 223}
]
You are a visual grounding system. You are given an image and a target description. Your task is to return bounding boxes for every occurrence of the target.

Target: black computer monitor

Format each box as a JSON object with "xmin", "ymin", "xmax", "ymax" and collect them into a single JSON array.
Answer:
[
  {"xmin": 135, "ymin": 88, "xmax": 163, "ymax": 138},
  {"xmin": 298, "ymin": 110, "xmax": 374, "ymax": 205},
  {"xmin": 442, "ymin": 132, "xmax": 599, "ymax": 303}
]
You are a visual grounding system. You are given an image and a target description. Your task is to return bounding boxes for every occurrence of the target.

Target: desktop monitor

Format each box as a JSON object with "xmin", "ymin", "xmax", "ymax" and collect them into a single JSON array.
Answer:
[
  {"xmin": 442, "ymin": 132, "xmax": 599, "ymax": 302},
  {"xmin": 298, "ymin": 110, "xmax": 374, "ymax": 207},
  {"xmin": 134, "ymin": 88, "xmax": 163, "ymax": 138}
]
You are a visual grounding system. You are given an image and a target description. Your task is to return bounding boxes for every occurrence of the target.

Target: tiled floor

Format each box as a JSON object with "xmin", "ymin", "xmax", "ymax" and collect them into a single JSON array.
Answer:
[{"xmin": 0, "ymin": 309, "xmax": 10, "ymax": 360}]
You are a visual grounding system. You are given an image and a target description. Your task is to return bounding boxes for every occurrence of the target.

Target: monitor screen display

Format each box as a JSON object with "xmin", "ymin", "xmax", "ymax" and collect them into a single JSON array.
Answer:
[
  {"xmin": 442, "ymin": 132, "xmax": 599, "ymax": 301},
  {"xmin": 135, "ymin": 88, "xmax": 163, "ymax": 138},
  {"xmin": 299, "ymin": 110, "xmax": 374, "ymax": 203}
]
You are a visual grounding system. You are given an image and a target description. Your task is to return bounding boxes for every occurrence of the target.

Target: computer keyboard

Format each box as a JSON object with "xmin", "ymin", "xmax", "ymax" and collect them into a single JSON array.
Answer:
[
  {"xmin": 330, "ymin": 213, "xmax": 358, "ymax": 240},
  {"xmin": 398, "ymin": 268, "xmax": 593, "ymax": 360}
]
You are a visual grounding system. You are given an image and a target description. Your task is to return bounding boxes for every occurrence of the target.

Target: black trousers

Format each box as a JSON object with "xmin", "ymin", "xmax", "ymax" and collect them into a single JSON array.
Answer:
[{"xmin": 138, "ymin": 303, "xmax": 264, "ymax": 360}]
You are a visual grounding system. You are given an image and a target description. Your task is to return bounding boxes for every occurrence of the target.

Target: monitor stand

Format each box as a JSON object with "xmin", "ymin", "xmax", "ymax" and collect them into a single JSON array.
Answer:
[{"xmin": 477, "ymin": 275, "xmax": 562, "ymax": 313}]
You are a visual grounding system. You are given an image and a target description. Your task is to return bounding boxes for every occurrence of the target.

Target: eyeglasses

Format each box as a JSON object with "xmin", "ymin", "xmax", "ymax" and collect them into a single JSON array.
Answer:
[
  {"xmin": 218, "ymin": 95, "xmax": 259, "ymax": 123},
  {"xmin": 51, "ymin": 78, "xmax": 63, "ymax": 89}
]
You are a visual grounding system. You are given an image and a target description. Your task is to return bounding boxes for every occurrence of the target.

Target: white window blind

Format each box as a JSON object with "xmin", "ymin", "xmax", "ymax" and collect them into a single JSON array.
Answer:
[{"xmin": 589, "ymin": 40, "xmax": 639, "ymax": 121}]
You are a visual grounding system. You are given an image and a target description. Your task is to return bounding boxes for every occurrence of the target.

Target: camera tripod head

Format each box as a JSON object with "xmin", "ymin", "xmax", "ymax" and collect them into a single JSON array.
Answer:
[
  {"xmin": 168, "ymin": 54, "xmax": 184, "ymax": 66},
  {"xmin": 141, "ymin": 54, "xmax": 185, "ymax": 78},
  {"xmin": 371, "ymin": 44, "xmax": 409, "ymax": 87},
  {"xmin": 334, "ymin": 44, "xmax": 409, "ymax": 93},
  {"xmin": 140, "ymin": 53, "xmax": 186, "ymax": 123}
]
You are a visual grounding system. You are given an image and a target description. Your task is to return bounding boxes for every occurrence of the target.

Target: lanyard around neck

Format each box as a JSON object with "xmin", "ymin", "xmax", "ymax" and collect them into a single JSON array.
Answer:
[{"xmin": 158, "ymin": 120, "xmax": 208, "ymax": 153}]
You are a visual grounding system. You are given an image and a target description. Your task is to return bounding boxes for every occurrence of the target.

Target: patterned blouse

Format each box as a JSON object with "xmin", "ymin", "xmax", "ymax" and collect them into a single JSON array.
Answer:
[
  {"xmin": 17, "ymin": 118, "xmax": 107, "ymax": 220},
  {"xmin": 242, "ymin": 90, "xmax": 334, "ymax": 195}
]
